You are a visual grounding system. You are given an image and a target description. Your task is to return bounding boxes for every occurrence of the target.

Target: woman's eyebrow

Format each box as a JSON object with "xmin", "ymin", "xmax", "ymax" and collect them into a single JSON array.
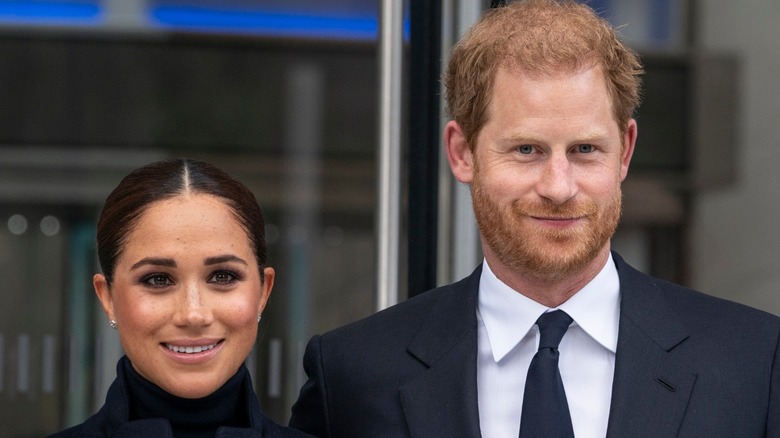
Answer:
[
  {"xmin": 130, "ymin": 257, "xmax": 176, "ymax": 271},
  {"xmin": 204, "ymin": 255, "xmax": 248, "ymax": 266}
]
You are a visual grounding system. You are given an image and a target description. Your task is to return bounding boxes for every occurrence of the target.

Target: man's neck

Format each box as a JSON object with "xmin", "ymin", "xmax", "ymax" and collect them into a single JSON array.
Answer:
[{"xmin": 484, "ymin": 247, "xmax": 612, "ymax": 308}]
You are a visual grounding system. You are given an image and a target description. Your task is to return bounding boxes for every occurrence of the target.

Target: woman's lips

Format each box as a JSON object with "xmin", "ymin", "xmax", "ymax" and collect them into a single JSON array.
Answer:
[
  {"xmin": 160, "ymin": 339, "xmax": 225, "ymax": 364},
  {"xmin": 164, "ymin": 341, "xmax": 221, "ymax": 354}
]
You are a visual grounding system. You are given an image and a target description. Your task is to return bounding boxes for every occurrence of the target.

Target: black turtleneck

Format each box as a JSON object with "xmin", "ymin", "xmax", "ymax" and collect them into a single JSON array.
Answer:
[{"xmin": 121, "ymin": 357, "xmax": 251, "ymax": 438}]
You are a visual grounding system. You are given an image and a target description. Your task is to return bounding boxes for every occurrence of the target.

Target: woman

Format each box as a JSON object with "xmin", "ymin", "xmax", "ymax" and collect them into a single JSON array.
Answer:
[{"xmin": 50, "ymin": 159, "xmax": 311, "ymax": 437}]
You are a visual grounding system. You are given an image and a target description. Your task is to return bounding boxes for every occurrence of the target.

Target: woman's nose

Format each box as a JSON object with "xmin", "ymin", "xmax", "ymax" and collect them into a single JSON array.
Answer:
[{"xmin": 175, "ymin": 283, "xmax": 213, "ymax": 327}]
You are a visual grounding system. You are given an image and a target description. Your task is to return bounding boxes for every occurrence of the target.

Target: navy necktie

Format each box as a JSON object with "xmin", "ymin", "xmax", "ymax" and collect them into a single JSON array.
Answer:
[{"xmin": 519, "ymin": 310, "xmax": 575, "ymax": 438}]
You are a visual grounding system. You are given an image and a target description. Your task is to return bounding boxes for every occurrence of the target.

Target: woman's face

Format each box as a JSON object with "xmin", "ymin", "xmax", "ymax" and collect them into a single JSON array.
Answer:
[{"xmin": 94, "ymin": 193, "xmax": 274, "ymax": 399}]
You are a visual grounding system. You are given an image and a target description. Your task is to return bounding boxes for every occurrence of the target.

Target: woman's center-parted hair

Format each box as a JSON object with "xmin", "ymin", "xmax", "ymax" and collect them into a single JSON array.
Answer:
[
  {"xmin": 443, "ymin": 0, "xmax": 644, "ymax": 150},
  {"xmin": 96, "ymin": 158, "xmax": 267, "ymax": 286}
]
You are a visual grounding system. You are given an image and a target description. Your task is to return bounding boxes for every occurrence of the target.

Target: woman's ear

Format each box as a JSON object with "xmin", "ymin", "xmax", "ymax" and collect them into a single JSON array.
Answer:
[
  {"xmin": 93, "ymin": 273, "xmax": 115, "ymax": 322},
  {"xmin": 258, "ymin": 267, "xmax": 275, "ymax": 315}
]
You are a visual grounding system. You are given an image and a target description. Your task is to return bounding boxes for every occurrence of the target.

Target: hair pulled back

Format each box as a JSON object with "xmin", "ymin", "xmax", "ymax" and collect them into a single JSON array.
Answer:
[{"xmin": 96, "ymin": 158, "xmax": 266, "ymax": 285}]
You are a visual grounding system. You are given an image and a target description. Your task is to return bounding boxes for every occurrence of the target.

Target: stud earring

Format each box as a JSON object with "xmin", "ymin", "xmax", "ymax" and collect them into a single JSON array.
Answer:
[
  {"xmin": 257, "ymin": 314, "xmax": 262, "ymax": 323},
  {"xmin": 109, "ymin": 320, "xmax": 117, "ymax": 330}
]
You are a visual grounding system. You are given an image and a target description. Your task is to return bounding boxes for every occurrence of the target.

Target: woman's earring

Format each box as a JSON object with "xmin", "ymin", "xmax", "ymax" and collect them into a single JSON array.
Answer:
[
  {"xmin": 109, "ymin": 320, "xmax": 118, "ymax": 330},
  {"xmin": 257, "ymin": 314, "xmax": 262, "ymax": 323}
]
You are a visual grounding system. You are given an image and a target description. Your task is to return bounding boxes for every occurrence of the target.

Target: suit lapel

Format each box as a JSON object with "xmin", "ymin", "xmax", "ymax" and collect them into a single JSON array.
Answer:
[
  {"xmin": 606, "ymin": 254, "xmax": 697, "ymax": 438},
  {"xmin": 399, "ymin": 267, "xmax": 482, "ymax": 438}
]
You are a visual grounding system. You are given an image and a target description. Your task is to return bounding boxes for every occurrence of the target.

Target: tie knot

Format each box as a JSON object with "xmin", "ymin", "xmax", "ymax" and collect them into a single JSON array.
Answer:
[{"xmin": 535, "ymin": 310, "xmax": 572, "ymax": 350}]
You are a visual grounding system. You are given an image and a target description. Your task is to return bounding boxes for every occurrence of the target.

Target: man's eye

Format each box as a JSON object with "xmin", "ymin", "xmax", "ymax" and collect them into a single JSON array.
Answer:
[
  {"xmin": 577, "ymin": 144, "xmax": 594, "ymax": 153},
  {"xmin": 518, "ymin": 145, "xmax": 534, "ymax": 154},
  {"xmin": 143, "ymin": 274, "xmax": 173, "ymax": 287}
]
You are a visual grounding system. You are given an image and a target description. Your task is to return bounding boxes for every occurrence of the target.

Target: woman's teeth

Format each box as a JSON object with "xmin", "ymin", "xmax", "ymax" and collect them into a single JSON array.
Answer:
[{"xmin": 165, "ymin": 342, "xmax": 218, "ymax": 354}]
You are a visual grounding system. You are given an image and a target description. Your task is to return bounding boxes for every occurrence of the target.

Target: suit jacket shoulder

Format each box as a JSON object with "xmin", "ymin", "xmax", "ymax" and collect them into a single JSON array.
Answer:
[
  {"xmin": 289, "ymin": 267, "xmax": 483, "ymax": 438},
  {"xmin": 609, "ymin": 253, "xmax": 780, "ymax": 438},
  {"xmin": 616, "ymin": 252, "xmax": 779, "ymax": 329}
]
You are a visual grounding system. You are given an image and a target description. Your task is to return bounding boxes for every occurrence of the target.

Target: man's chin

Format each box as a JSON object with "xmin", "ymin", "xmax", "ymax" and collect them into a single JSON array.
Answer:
[{"xmin": 502, "ymin": 242, "xmax": 604, "ymax": 283}]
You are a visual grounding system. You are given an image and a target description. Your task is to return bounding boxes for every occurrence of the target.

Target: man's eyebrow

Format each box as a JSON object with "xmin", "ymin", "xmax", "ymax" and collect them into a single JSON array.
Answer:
[
  {"xmin": 204, "ymin": 255, "xmax": 248, "ymax": 266},
  {"xmin": 572, "ymin": 131, "xmax": 609, "ymax": 142},
  {"xmin": 507, "ymin": 130, "xmax": 539, "ymax": 142},
  {"xmin": 130, "ymin": 257, "xmax": 176, "ymax": 271},
  {"xmin": 507, "ymin": 131, "xmax": 608, "ymax": 142}
]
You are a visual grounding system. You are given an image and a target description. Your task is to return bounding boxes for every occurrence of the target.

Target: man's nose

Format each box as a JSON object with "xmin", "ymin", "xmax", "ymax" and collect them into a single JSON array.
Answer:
[{"xmin": 535, "ymin": 153, "xmax": 577, "ymax": 204}]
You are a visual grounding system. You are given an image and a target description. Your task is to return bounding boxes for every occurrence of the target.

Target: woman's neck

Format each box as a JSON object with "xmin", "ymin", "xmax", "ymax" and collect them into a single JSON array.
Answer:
[{"xmin": 121, "ymin": 356, "xmax": 250, "ymax": 437}]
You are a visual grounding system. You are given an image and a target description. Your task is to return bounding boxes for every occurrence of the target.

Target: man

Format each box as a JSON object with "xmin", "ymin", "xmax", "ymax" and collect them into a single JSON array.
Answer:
[{"xmin": 289, "ymin": 1, "xmax": 780, "ymax": 437}]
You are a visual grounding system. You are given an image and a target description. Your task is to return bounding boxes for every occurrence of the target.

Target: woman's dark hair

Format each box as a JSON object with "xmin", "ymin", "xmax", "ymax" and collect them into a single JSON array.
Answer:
[{"xmin": 97, "ymin": 158, "xmax": 266, "ymax": 286}]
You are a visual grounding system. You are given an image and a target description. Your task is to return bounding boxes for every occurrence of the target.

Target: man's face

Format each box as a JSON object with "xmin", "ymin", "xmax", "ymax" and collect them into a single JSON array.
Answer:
[{"xmin": 467, "ymin": 65, "xmax": 635, "ymax": 284}]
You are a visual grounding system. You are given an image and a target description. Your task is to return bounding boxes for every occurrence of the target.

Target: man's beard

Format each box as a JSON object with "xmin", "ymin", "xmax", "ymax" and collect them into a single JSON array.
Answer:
[{"xmin": 471, "ymin": 171, "xmax": 622, "ymax": 284}]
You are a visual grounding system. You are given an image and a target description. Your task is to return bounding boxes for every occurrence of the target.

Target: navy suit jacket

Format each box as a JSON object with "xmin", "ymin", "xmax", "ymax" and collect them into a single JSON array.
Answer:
[{"xmin": 289, "ymin": 253, "xmax": 780, "ymax": 437}]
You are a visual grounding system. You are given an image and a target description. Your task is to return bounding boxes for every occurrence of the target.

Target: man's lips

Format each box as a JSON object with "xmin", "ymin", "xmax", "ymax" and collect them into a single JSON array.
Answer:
[
  {"xmin": 530, "ymin": 215, "xmax": 584, "ymax": 222},
  {"xmin": 530, "ymin": 215, "xmax": 585, "ymax": 228},
  {"xmin": 532, "ymin": 216, "xmax": 580, "ymax": 220}
]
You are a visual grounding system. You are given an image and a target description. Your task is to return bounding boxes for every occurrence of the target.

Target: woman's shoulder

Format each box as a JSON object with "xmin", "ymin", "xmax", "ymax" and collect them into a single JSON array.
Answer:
[
  {"xmin": 282, "ymin": 428, "xmax": 316, "ymax": 437},
  {"xmin": 49, "ymin": 417, "xmax": 313, "ymax": 438},
  {"xmin": 260, "ymin": 412, "xmax": 315, "ymax": 437},
  {"xmin": 46, "ymin": 423, "xmax": 97, "ymax": 438},
  {"xmin": 46, "ymin": 428, "xmax": 75, "ymax": 438},
  {"xmin": 44, "ymin": 404, "xmax": 111, "ymax": 437}
]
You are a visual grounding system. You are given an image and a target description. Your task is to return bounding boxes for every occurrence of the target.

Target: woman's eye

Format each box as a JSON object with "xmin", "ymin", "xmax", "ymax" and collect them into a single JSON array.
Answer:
[
  {"xmin": 517, "ymin": 145, "xmax": 534, "ymax": 154},
  {"xmin": 577, "ymin": 144, "xmax": 594, "ymax": 153},
  {"xmin": 143, "ymin": 274, "xmax": 173, "ymax": 288},
  {"xmin": 209, "ymin": 271, "xmax": 237, "ymax": 285}
]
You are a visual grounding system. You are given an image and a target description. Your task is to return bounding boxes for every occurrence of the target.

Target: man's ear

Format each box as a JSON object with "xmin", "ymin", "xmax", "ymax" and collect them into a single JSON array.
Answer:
[
  {"xmin": 444, "ymin": 120, "xmax": 475, "ymax": 184},
  {"xmin": 620, "ymin": 119, "xmax": 638, "ymax": 181}
]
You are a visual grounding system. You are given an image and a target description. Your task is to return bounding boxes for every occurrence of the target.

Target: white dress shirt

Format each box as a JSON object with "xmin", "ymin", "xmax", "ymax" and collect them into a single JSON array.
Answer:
[{"xmin": 477, "ymin": 254, "xmax": 621, "ymax": 438}]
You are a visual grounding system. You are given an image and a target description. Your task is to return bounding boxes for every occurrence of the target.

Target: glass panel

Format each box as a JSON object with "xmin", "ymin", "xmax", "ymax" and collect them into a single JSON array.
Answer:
[
  {"xmin": 0, "ymin": 0, "xmax": 381, "ymax": 431},
  {"xmin": 0, "ymin": 208, "xmax": 67, "ymax": 436}
]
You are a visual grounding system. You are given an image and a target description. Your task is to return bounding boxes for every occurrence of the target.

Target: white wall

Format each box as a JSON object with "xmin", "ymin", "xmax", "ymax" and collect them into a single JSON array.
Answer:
[{"xmin": 691, "ymin": 1, "xmax": 780, "ymax": 315}]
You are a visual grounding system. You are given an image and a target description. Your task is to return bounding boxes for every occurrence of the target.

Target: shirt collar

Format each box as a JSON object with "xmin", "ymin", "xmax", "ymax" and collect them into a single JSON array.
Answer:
[{"xmin": 478, "ymin": 253, "xmax": 621, "ymax": 362}]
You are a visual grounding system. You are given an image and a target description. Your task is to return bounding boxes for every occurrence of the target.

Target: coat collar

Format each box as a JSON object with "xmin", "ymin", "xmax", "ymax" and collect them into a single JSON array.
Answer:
[
  {"xmin": 112, "ymin": 421, "xmax": 264, "ymax": 438},
  {"xmin": 606, "ymin": 252, "xmax": 696, "ymax": 437},
  {"xmin": 400, "ymin": 266, "xmax": 483, "ymax": 437},
  {"xmin": 83, "ymin": 357, "xmax": 269, "ymax": 437}
]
